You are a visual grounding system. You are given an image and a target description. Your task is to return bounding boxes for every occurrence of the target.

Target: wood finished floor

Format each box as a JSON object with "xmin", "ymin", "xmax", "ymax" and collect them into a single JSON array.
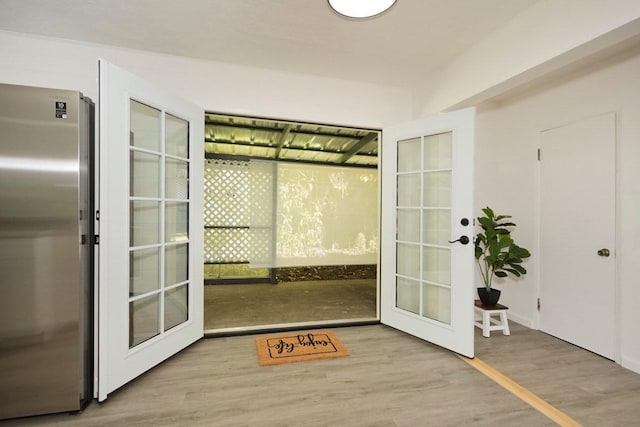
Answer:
[
  {"xmin": 473, "ymin": 322, "xmax": 640, "ymax": 426},
  {"xmin": 204, "ymin": 279, "xmax": 377, "ymax": 330},
  {"xmin": 4, "ymin": 323, "xmax": 640, "ymax": 426}
]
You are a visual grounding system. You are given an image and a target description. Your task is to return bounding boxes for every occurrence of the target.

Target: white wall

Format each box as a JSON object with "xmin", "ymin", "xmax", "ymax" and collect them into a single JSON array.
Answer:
[
  {"xmin": 0, "ymin": 31, "xmax": 412, "ymax": 128},
  {"xmin": 414, "ymin": 0, "xmax": 640, "ymax": 116},
  {"xmin": 475, "ymin": 46, "xmax": 640, "ymax": 374}
]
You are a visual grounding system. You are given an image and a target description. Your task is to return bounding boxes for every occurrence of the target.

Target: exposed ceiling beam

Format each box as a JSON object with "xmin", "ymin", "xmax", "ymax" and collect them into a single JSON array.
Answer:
[
  {"xmin": 206, "ymin": 119, "xmax": 368, "ymax": 141},
  {"xmin": 205, "ymin": 119, "xmax": 281, "ymax": 134},
  {"xmin": 206, "ymin": 137, "xmax": 375, "ymax": 157},
  {"xmin": 336, "ymin": 132, "xmax": 378, "ymax": 163},
  {"xmin": 205, "ymin": 138, "xmax": 274, "ymax": 149},
  {"xmin": 274, "ymin": 124, "xmax": 292, "ymax": 159},
  {"xmin": 289, "ymin": 128, "xmax": 364, "ymax": 140},
  {"xmin": 205, "ymin": 152, "xmax": 376, "ymax": 169}
]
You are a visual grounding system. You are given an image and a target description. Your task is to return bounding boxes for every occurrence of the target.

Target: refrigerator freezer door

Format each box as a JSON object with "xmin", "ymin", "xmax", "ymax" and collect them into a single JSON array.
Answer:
[{"xmin": 0, "ymin": 83, "xmax": 91, "ymax": 419}]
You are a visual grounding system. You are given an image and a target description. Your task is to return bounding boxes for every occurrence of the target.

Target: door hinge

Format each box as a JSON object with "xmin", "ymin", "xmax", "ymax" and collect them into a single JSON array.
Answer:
[
  {"xmin": 537, "ymin": 298, "xmax": 541, "ymax": 311},
  {"xmin": 537, "ymin": 148, "xmax": 541, "ymax": 161}
]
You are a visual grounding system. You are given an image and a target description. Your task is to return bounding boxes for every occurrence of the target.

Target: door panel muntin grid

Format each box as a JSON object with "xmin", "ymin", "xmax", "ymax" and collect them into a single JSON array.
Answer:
[
  {"xmin": 395, "ymin": 132, "xmax": 453, "ymax": 325},
  {"xmin": 128, "ymin": 98, "xmax": 191, "ymax": 349}
]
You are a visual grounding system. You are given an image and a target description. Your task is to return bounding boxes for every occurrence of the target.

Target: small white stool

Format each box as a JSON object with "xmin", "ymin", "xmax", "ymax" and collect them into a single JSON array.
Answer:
[{"xmin": 474, "ymin": 299, "xmax": 510, "ymax": 337}]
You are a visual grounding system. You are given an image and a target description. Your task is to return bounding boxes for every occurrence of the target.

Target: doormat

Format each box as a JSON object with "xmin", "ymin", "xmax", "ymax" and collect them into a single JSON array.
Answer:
[{"xmin": 255, "ymin": 330, "xmax": 349, "ymax": 366}]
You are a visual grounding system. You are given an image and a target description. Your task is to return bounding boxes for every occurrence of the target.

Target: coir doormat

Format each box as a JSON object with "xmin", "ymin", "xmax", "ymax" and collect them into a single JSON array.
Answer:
[{"xmin": 256, "ymin": 330, "xmax": 349, "ymax": 366}]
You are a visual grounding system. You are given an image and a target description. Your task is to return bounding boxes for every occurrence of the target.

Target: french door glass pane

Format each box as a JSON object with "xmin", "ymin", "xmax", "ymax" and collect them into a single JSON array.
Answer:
[
  {"xmin": 129, "ymin": 248, "xmax": 160, "ymax": 296},
  {"xmin": 397, "ymin": 173, "xmax": 420, "ymax": 207},
  {"xmin": 130, "ymin": 100, "xmax": 161, "ymax": 151},
  {"xmin": 397, "ymin": 137, "xmax": 421, "ymax": 172},
  {"xmin": 423, "ymin": 209, "xmax": 450, "ymax": 246},
  {"xmin": 130, "ymin": 201, "xmax": 160, "ymax": 247},
  {"xmin": 397, "ymin": 277, "xmax": 420, "ymax": 315},
  {"xmin": 165, "ymin": 114, "xmax": 189, "ymax": 158},
  {"xmin": 396, "ymin": 243, "xmax": 419, "ymax": 279},
  {"xmin": 397, "ymin": 208, "xmax": 420, "ymax": 242},
  {"xmin": 164, "ymin": 285, "xmax": 189, "ymax": 331},
  {"xmin": 423, "ymin": 247, "xmax": 451, "ymax": 285},
  {"xmin": 165, "ymin": 159, "xmax": 189, "ymax": 199},
  {"xmin": 129, "ymin": 294, "xmax": 160, "ymax": 347},
  {"xmin": 423, "ymin": 133, "xmax": 452, "ymax": 169},
  {"xmin": 128, "ymin": 101, "xmax": 191, "ymax": 349},
  {"xmin": 165, "ymin": 244, "xmax": 188, "ymax": 286},
  {"xmin": 395, "ymin": 131, "xmax": 453, "ymax": 325},
  {"xmin": 423, "ymin": 171, "xmax": 451, "ymax": 207},
  {"xmin": 422, "ymin": 283, "xmax": 451, "ymax": 323},
  {"xmin": 165, "ymin": 202, "xmax": 189, "ymax": 242},
  {"xmin": 130, "ymin": 151, "xmax": 161, "ymax": 197}
]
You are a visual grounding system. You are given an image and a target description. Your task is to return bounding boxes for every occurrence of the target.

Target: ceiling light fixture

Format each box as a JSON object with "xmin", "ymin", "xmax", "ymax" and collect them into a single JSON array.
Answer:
[{"xmin": 328, "ymin": 0, "xmax": 397, "ymax": 19}]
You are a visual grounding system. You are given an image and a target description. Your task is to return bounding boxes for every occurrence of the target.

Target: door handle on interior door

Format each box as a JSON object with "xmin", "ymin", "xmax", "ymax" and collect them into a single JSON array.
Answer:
[
  {"xmin": 448, "ymin": 236, "xmax": 470, "ymax": 245},
  {"xmin": 597, "ymin": 248, "xmax": 610, "ymax": 257}
]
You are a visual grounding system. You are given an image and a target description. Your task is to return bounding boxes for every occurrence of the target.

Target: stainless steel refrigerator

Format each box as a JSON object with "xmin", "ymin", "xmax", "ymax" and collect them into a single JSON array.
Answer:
[{"xmin": 0, "ymin": 83, "xmax": 93, "ymax": 420}]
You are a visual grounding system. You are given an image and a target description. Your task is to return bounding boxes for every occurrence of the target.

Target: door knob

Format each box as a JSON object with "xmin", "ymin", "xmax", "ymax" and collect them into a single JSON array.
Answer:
[
  {"xmin": 448, "ymin": 235, "xmax": 470, "ymax": 245},
  {"xmin": 597, "ymin": 248, "xmax": 610, "ymax": 257}
]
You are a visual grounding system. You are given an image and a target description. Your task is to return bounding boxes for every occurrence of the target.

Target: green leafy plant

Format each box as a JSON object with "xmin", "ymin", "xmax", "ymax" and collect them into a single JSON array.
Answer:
[{"xmin": 474, "ymin": 207, "xmax": 531, "ymax": 291}]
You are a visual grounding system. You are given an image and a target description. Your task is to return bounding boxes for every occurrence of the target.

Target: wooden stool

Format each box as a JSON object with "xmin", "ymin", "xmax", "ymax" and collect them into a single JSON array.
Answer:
[{"xmin": 474, "ymin": 299, "xmax": 510, "ymax": 337}]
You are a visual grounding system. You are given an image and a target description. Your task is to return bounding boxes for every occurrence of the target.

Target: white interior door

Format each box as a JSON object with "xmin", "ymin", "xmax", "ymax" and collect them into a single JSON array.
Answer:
[
  {"xmin": 539, "ymin": 112, "xmax": 616, "ymax": 359},
  {"xmin": 97, "ymin": 60, "xmax": 204, "ymax": 400},
  {"xmin": 381, "ymin": 108, "xmax": 475, "ymax": 358}
]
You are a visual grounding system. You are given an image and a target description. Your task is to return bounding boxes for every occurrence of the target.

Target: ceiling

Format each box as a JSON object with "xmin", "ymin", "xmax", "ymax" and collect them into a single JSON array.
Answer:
[
  {"xmin": 0, "ymin": 0, "xmax": 539, "ymax": 88},
  {"xmin": 205, "ymin": 113, "xmax": 379, "ymax": 167},
  {"xmin": 0, "ymin": 0, "xmax": 540, "ymax": 166}
]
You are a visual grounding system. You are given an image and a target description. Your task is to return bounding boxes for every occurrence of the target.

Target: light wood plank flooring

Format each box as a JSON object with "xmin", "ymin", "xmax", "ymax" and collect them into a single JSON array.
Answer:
[
  {"xmin": 4, "ymin": 323, "xmax": 640, "ymax": 426},
  {"xmin": 474, "ymin": 322, "xmax": 640, "ymax": 426}
]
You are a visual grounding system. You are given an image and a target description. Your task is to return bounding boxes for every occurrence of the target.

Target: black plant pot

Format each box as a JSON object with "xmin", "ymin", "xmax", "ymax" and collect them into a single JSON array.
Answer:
[{"xmin": 477, "ymin": 288, "xmax": 501, "ymax": 306}]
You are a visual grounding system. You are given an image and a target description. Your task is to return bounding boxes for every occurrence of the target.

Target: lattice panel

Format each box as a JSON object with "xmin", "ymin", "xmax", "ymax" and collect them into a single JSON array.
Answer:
[
  {"xmin": 204, "ymin": 228, "xmax": 249, "ymax": 263},
  {"xmin": 204, "ymin": 158, "xmax": 275, "ymax": 265},
  {"xmin": 205, "ymin": 159, "xmax": 250, "ymax": 227}
]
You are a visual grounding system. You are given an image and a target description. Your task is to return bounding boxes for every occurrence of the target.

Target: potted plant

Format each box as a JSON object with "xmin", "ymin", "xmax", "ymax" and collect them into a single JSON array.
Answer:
[{"xmin": 474, "ymin": 207, "xmax": 531, "ymax": 306}]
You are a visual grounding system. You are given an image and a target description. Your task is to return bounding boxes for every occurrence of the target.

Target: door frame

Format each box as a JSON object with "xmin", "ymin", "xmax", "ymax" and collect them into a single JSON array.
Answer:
[{"xmin": 201, "ymin": 112, "xmax": 382, "ymax": 333}]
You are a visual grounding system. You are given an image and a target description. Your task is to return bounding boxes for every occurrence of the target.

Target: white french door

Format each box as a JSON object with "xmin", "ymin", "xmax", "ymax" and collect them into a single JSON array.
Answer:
[
  {"xmin": 97, "ymin": 60, "xmax": 204, "ymax": 400},
  {"xmin": 380, "ymin": 108, "xmax": 475, "ymax": 358}
]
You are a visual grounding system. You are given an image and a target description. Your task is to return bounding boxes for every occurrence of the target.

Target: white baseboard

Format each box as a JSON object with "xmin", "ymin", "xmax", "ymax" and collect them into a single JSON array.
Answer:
[
  {"xmin": 506, "ymin": 311, "xmax": 534, "ymax": 328},
  {"xmin": 504, "ymin": 309, "xmax": 640, "ymax": 375},
  {"xmin": 621, "ymin": 355, "xmax": 640, "ymax": 375}
]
